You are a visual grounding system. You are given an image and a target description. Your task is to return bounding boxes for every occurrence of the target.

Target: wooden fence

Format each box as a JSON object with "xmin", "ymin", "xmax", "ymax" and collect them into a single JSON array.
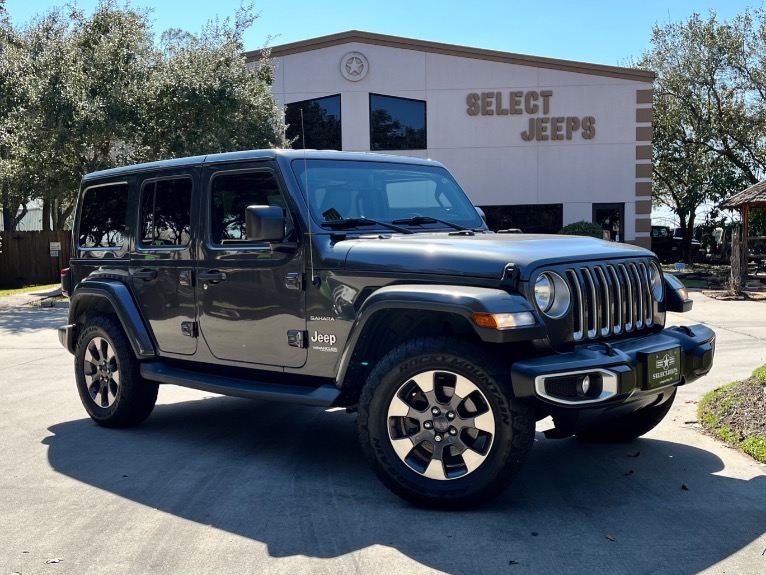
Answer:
[{"xmin": 0, "ymin": 231, "xmax": 71, "ymax": 288}]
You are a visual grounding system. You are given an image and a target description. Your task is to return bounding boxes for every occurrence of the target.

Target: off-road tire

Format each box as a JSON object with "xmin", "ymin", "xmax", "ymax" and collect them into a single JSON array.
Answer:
[
  {"xmin": 357, "ymin": 337, "xmax": 535, "ymax": 510},
  {"xmin": 74, "ymin": 314, "xmax": 158, "ymax": 428},
  {"xmin": 577, "ymin": 389, "xmax": 677, "ymax": 442}
]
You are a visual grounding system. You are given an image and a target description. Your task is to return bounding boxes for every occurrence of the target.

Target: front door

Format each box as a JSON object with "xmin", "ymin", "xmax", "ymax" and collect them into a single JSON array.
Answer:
[
  {"xmin": 196, "ymin": 164, "xmax": 307, "ymax": 368},
  {"xmin": 130, "ymin": 172, "xmax": 197, "ymax": 356}
]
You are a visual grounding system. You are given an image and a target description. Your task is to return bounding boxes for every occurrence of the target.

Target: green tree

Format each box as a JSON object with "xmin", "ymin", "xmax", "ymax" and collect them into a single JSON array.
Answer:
[
  {"xmin": 138, "ymin": 3, "xmax": 284, "ymax": 159},
  {"xmin": 1, "ymin": 0, "xmax": 283, "ymax": 232},
  {"xmin": 638, "ymin": 11, "xmax": 763, "ymax": 262},
  {"xmin": 0, "ymin": 15, "xmax": 35, "ymax": 232}
]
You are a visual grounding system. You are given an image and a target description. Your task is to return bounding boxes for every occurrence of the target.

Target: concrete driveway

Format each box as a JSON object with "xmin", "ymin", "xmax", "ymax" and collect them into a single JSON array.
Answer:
[{"xmin": 0, "ymin": 292, "xmax": 764, "ymax": 575}]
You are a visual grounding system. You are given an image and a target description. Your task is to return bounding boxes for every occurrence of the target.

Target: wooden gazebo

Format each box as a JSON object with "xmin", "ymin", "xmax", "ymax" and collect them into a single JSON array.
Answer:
[{"xmin": 720, "ymin": 181, "xmax": 766, "ymax": 275}]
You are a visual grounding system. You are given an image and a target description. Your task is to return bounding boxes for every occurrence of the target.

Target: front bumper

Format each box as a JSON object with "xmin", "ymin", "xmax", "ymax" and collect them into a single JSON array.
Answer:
[{"xmin": 510, "ymin": 324, "xmax": 715, "ymax": 433}]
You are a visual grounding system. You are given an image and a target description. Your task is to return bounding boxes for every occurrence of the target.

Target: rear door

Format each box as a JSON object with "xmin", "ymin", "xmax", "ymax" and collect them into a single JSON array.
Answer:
[
  {"xmin": 130, "ymin": 171, "xmax": 197, "ymax": 355},
  {"xmin": 196, "ymin": 163, "xmax": 307, "ymax": 368}
]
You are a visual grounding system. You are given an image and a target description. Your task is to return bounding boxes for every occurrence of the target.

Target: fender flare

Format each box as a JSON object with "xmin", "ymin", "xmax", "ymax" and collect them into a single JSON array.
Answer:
[
  {"xmin": 335, "ymin": 284, "xmax": 544, "ymax": 386},
  {"xmin": 67, "ymin": 280, "xmax": 156, "ymax": 359}
]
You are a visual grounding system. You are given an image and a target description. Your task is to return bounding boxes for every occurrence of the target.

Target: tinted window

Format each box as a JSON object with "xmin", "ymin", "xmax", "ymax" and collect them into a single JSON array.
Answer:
[
  {"xmin": 478, "ymin": 204, "xmax": 563, "ymax": 234},
  {"xmin": 78, "ymin": 183, "xmax": 129, "ymax": 248},
  {"xmin": 210, "ymin": 171, "xmax": 292, "ymax": 244},
  {"xmin": 370, "ymin": 94, "xmax": 426, "ymax": 150},
  {"xmin": 139, "ymin": 178, "xmax": 192, "ymax": 247},
  {"xmin": 285, "ymin": 95, "xmax": 342, "ymax": 150}
]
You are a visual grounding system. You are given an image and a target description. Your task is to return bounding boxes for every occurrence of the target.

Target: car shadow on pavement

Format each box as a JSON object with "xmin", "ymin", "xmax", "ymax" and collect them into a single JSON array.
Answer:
[
  {"xmin": 0, "ymin": 306, "xmax": 68, "ymax": 334},
  {"xmin": 44, "ymin": 396, "xmax": 765, "ymax": 575}
]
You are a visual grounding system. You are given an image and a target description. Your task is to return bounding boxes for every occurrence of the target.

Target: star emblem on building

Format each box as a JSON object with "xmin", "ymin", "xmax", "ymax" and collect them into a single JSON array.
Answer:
[
  {"xmin": 339, "ymin": 51, "xmax": 369, "ymax": 81},
  {"xmin": 346, "ymin": 56, "xmax": 364, "ymax": 76}
]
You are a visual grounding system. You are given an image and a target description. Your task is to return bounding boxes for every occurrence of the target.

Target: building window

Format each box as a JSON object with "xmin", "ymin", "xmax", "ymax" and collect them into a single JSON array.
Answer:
[
  {"xmin": 139, "ymin": 178, "xmax": 193, "ymax": 247},
  {"xmin": 593, "ymin": 203, "xmax": 624, "ymax": 242},
  {"xmin": 78, "ymin": 183, "xmax": 129, "ymax": 248},
  {"xmin": 285, "ymin": 95, "xmax": 342, "ymax": 150},
  {"xmin": 369, "ymin": 94, "xmax": 426, "ymax": 150},
  {"xmin": 478, "ymin": 204, "xmax": 563, "ymax": 234}
]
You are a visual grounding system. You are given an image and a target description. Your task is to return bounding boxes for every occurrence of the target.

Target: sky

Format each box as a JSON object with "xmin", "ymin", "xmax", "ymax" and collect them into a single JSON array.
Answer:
[{"xmin": 4, "ymin": 0, "xmax": 762, "ymax": 66}]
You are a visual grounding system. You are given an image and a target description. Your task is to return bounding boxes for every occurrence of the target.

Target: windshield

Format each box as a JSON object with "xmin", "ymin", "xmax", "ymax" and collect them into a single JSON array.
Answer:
[{"xmin": 291, "ymin": 159, "xmax": 485, "ymax": 231}]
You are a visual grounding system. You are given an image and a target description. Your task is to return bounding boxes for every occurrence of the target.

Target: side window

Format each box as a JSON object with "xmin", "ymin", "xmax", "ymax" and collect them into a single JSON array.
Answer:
[
  {"xmin": 139, "ymin": 177, "xmax": 192, "ymax": 247},
  {"xmin": 78, "ymin": 183, "xmax": 129, "ymax": 248},
  {"xmin": 210, "ymin": 170, "xmax": 293, "ymax": 244}
]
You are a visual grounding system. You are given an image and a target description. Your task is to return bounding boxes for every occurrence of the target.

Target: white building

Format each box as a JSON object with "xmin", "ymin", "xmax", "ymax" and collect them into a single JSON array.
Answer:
[
  {"xmin": 0, "ymin": 205, "xmax": 45, "ymax": 231},
  {"xmin": 247, "ymin": 31, "xmax": 654, "ymax": 247}
]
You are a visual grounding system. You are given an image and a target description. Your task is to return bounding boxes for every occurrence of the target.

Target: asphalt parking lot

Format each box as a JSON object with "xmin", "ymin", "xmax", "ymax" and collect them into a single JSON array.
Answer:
[{"xmin": 1, "ymin": 291, "xmax": 765, "ymax": 575}]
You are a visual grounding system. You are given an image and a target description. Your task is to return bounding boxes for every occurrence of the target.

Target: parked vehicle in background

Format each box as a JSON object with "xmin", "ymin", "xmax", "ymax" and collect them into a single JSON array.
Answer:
[
  {"xmin": 58, "ymin": 150, "xmax": 716, "ymax": 509},
  {"xmin": 651, "ymin": 225, "xmax": 706, "ymax": 263}
]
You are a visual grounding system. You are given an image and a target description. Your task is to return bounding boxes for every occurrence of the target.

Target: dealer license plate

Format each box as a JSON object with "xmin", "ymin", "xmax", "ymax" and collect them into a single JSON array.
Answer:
[{"xmin": 645, "ymin": 347, "xmax": 681, "ymax": 389}]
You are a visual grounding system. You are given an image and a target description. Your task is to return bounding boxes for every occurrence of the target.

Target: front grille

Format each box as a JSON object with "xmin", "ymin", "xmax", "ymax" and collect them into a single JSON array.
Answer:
[{"xmin": 565, "ymin": 260, "xmax": 655, "ymax": 342}]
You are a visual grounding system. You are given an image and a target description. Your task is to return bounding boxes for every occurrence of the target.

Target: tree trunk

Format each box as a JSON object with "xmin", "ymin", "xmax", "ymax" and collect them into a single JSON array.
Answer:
[
  {"xmin": 1, "ymin": 183, "xmax": 14, "ymax": 232},
  {"xmin": 729, "ymin": 226, "xmax": 742, "ymax": 294},
  {"xmin": 42, "ymin": 192, "xmax": 51, "ymax": 231}
]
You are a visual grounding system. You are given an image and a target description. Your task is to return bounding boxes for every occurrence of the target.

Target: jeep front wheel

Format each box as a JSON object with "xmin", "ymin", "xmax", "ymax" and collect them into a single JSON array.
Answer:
[
  {"xmin": 357, "ymin": 337, "xmax": 535, "ymax": 509},
  {"xmin": 74, "ymin": 314, "xmax": 158, "ymax": 428}
]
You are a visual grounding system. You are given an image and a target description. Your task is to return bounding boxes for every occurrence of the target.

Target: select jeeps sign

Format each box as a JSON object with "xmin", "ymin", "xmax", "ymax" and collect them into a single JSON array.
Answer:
[{"xmin": 465, "ymin": 90, "xmax": 596, "ymax": 142}]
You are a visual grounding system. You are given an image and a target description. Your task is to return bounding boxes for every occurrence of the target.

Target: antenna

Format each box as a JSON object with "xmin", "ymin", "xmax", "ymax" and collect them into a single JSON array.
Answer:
[{"xmin": 301, "ymin": 110, "xmax": 319, "ymax": 287}]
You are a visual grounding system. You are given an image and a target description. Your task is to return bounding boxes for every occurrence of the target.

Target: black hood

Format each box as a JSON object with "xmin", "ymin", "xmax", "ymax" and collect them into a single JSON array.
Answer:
[{"xmin": 341, "ymin": 233, "xmax": 651, "ymax": 281}]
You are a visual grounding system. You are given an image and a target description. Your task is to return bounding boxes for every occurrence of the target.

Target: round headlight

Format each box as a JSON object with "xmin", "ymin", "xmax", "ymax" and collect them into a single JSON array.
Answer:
[
  {"xmin": 534, "ymin": 272, "xmax": 571, "ymax": 318},
  {"xmin": 648, "ymin": 262, "xmax": 664, "ymax": 302},
  {"xmin": 535, "ymin": 274, "xmax": 553, "ymax": 312}
]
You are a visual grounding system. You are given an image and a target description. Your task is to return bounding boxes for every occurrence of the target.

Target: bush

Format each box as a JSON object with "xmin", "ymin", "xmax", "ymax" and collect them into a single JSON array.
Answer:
[{"xmin": 558, "ymin": 221, "xmax": 604, "ymax": 239}]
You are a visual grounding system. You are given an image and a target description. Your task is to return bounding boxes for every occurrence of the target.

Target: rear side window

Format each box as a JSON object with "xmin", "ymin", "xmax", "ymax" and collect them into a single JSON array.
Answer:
[
  {"xmin": 78, "ymin": 183, "xmax": 129, "ymax": 248},
  {"xmin": 139, "ymin": 177, "xmax": 193, "ymax": 247},
  {"xmin": 210, "ymin": 170, "xmax": 292, "ymax": 244}
]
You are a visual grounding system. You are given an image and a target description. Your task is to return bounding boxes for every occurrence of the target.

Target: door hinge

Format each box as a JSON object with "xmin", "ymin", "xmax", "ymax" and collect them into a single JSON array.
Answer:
[
  {"xmin": 285, "ymin": 272, "xmax": 304, "ymax": 290},
  {"xmin": 287, "ymin": 329, "xmax": 308, "ymax": 348},
  {"xmin": 181, "ymin": 321, "xmax": 198, "ymax": 338}
]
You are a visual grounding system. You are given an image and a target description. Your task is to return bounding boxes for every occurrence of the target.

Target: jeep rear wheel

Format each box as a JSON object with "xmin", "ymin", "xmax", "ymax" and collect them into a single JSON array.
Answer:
[
  {"xmin": 357, "ymin": 337, "xmax": 534, "ymax": 509},
  {"xmin": 75, "ymin": 315, "xmax": 158, "ymax": 428},
  {"xmin": 577, "ymin": 389, "xmax": 677, "ymax": 442}
]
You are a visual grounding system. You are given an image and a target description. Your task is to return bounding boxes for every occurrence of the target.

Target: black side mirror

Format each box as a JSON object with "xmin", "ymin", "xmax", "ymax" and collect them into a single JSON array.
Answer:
[{"xmin": 245, "ymin": 205, "xmax": 285, "ymax": 242}]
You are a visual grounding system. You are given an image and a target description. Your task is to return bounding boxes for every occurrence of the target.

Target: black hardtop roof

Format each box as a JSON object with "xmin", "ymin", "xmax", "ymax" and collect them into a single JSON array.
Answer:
[{"xmin": 81, "ymin": 149, "xmax": 443, "ymax": 181}]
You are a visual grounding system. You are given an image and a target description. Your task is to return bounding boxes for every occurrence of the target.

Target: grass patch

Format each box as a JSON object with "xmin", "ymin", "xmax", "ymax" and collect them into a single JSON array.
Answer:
[
  {"xmin": 0, "ymin": 283, "xmax": 59, "ymax": 297},
  {"xmin": 741, "ymin": 437, "xmax": 766, "ymax": 461},
  {"xmin": 678, "ymin": 279, "xmax": 708, "ymax": 289},
  {"xmin": 698, "ymin": 369, "xmax": 766, "ymax": 464}
]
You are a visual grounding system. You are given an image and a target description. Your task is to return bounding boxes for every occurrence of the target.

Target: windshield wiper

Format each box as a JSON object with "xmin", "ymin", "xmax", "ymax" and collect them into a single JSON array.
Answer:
[
  {"xmin": 391, "ymin": 215, "xmax": 474, "ymax": 232},
  {"xmin": 320, "ymin": 216, "xmax": 414, "ymax": 234}
]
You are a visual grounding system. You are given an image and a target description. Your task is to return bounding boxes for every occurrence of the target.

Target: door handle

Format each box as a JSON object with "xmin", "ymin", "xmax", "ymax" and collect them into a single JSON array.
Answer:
[
  {"xmin": 199, "ymin": 270, "xmax": 227, "ymax": 284},
  {"xmin": 133, "ymin": 269, "xmax": 157, "ymax": 280}
]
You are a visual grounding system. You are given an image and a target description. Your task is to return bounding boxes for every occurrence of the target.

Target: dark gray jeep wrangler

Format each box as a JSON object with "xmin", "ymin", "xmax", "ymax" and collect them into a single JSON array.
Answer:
[{"xmin": 59, "ymin": 150, "xmax": 715, "ymax": 509}]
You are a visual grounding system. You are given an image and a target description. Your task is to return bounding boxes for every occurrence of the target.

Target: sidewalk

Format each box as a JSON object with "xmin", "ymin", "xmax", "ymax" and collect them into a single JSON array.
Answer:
[{"xmin": 0, "ymin": 286, "xmax": 64, "ymax": 308}]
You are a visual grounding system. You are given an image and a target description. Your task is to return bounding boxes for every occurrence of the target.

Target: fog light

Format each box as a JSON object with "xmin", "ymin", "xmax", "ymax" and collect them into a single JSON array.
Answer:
[{"xmin": 577, "ymin": 375, "xmax": 591, "ymax": 397}]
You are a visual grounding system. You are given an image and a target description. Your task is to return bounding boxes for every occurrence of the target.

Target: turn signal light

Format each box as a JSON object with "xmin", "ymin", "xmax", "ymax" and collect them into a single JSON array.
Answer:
[{"xmin": 472, "ymin": 312, "xmax": 536, "ymax": 330}]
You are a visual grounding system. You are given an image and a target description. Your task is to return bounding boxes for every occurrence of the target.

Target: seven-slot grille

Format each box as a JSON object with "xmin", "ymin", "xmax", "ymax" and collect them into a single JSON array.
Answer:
[{"xmin": 564, "ymin": 260, "xmax": 655, "ymax": 342}]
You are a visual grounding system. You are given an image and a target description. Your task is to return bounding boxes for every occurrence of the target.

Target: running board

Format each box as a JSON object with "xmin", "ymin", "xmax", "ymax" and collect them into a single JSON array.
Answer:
[{"xmin": 140, "ymin": 363, "xmax": 340, "ymax": 407}]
